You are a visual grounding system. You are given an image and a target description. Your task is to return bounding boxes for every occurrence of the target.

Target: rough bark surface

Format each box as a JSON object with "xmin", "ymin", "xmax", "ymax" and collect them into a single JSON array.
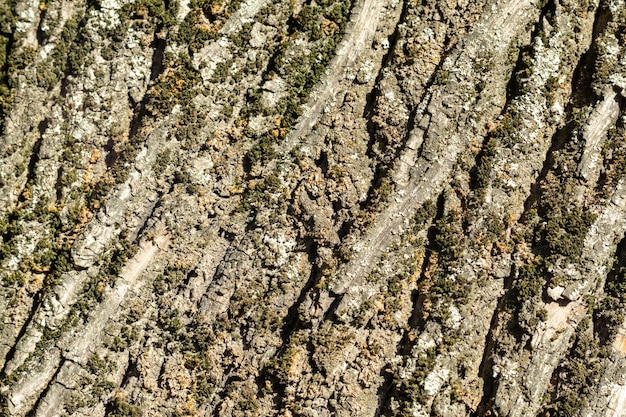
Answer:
[{"xmin": 1, "ymin": 0, "xmax": 626, "ymax": 416}]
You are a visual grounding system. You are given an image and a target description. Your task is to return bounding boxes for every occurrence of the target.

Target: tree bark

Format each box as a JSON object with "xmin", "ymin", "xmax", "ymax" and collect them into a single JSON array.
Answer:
[{"xmin": 1, "ymin": 0, "xmax": 626, "ymax": 416}]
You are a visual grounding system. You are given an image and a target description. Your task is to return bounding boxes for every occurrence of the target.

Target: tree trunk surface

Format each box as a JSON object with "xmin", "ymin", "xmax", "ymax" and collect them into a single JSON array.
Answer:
[{"xmin": 1, "ymin": 0, "xmax": 626, "ymax": 416}]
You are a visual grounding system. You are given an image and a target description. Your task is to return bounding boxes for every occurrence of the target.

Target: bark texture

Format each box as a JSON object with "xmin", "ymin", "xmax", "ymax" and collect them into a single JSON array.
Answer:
[{"xmin": 1, "ymin": 0, "xmax": 626, "ymax": 416}]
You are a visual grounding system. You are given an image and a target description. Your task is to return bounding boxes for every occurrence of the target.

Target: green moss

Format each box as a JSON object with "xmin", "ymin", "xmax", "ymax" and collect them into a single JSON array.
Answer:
[
  {"xmin": 511, "ymin": 261, "xmax": 544, "ymax": 304},
  {"xmin": 158, "ymin": 308, "xmax": 184, "ymax": 334},
  {"xmin": 434, "ymin": 69, "xmax": 449, "ymax": 84},
  {"xmin": 238, "ymin": 173, "xmax": 283, "ymax": 212},
  {"xmin": 325, "ymin": 1, "xmax": 351, "ymax": 23},
  {"xmin": 64, "ymin": 393, "xmax": 87, "ymax": 414},
  {"xmin": 153, "ymin": 264, "xmax": 187, "ymax": 294},
  {"xmin": 245, "ymin": 133, "xmax": 278, "ymax": 167},
  {"xmin": 86, "ymin": 354, "xmax": 114, "ymax": 375},
  {"xmin": 595, "ymin": 262, "xmax": 626, "ymax": 343},
  {"xmin": 211, "ymin": 59, "xmax": 232, "ymax": 83},
  {"xmin": 484, "ymin": 211, "xmax": 505, "ymax": 241},
  {"xmin": 230, "ymin": 22, "xmax": 252, "ymax": 48},
  {"xmin": 366, "ymin": 173, "xmax": 394, "ymax": 212},
  {"xmin": 128, "ymin": 0, "xmax": 177, "ymax": 26},
  {"xmin": 544, "ymin": 75, "xmax": 558, "ymax": 93},
  {"xmin": 107, "ymin": 335, "xmax": 128, "ymax": 352},
  {"xmin": 226, "ymin": 0, "xmax": 246, "ymax": 14},
  {"xmin": 236, "ymin": 396, "xmax": 260, "ymax": 412},
  {"xmin": 536, "ymin": 306, "xmax": 547, "ymax": 321},
  {"xmin": 251, "ymin": 0, "xmax": 352, "ymax": 130},
  {"xmin": 3, "ymin": 271, "xmax": 25, "ymax": 286},
  {"xmin": 432, "ymin": 212, "xmax": 464, "ymax": 259},
  {"xmin": 599, "ymin": 123, "xmax": 626, "ymax": 194},
  {"xmin": 0, "ymin": 210, "xmax": 22, "ymax": 262},
  {"xmin": 146, "ymin": 52, "xmax": 201, "ymax": 115},
  {"xmin": 106, "ymin": 397, "xmax": 141, "ymax": 417},
  {"xmin": 193, "ymin": 378, "xmax": 214, "ymax": 403},
  {"xmin": 473, "ymin": 137, "xmax": 497, "ymax": 200},
  {"xmin": 36, "ymin": 16, "xmax": 84, "ymax": 89},
  {"xmin": 492, "ymin": 108, "xmax": 521, "ymax": 146},
  {"xmin": 421, "ymin": 211, "xmax": 472, "ymax": 305},
  {"xmin": 387, "ymin": 346, "xmax": 437, "ymax": 414},
  {"xmin": 542, "ymin": 208, "xmax": 595, "ymax": 261},
  {"xmin": 177, "ymin": 12, "xmax": 217, "ymax": 53},
  {"xmin": 71, "ymin": 241, "xmax": 135, "ymax": 320},
  {"xmin": 155, "ymin": 148, "xmax": 173, "ymax": 171},
  {"xmin": 0, "ymin": 0, "xmax": 18, "ymax": 132},
  {"xmin": 294, "ymin": 5, "xmax": 322, "ymax": 33},
  {"xmin": 540, "ymin": 319, "xmax": 605, "ymax": 416}
]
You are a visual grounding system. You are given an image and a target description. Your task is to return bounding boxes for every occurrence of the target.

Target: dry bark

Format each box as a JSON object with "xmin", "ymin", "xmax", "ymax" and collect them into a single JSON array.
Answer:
[{"xmin": 1, "ymin": 0, "xmax": 626, "ymax": 416}]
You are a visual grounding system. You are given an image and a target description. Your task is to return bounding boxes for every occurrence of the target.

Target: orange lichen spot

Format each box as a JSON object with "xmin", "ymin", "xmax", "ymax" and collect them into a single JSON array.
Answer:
[
  {"xmin": 421, "ymin": 298, "xmax": 432, "ymax": 320},
  {"xmin": 271, "ymin": 128, "xmax": 287, "ymax": 138},
  {"xmin": 199, "ymin": 22, "xmax": 213, "ymax": 32},
  {"xmin": 466, "ymin": 139, "xmax": 481, "ymax": 155},
  {"xmin": 20, "ymin": 187, "xmax": 32, "ymax": 202},
  {"xmin": 286, "ymin": 347, "xmax": 308, "ymax": 378},
  {"xmin": 211, "ymin": 21, "xmax": 223, "ymax": 32},
  {"xmin": 32, "ymin": 261, "xmax": 49, "ymax": 273},
  {"xmin": 136, "ymin": 6, "xmax": 149, "ymax": 19},
  {"xmin": 76, "ymin": 206, "xmax": 93, "ymax": 227},
  {"xmin": 47, "ymin": 203, "xmax": 62, "ymax": 213},
  {"xmin": 492, "ymin": 240, "xmax": 510, "ymax": 255},
  {"xmin": 422, "ymin": 253, "xmax": 439, "ymax": 280},
  {"xmin": 209, "ymin": 2, "xmax": 224, "ymax": 18},
  {"xmin": 409, "ymin": 249, "xmax": 426, "ymax": 284},
  {"xmin": 182, "ymin": 394, "xmax": 198, "ymax": 416},
  {"xmin": 228, "ymin": 185, "xmax": 244, "ymax": 195},
  {"xmin": 28, "ymin": 273, "xmax": 44, "ymax": 293},
  {"xmin": 321, "ymin": 19, "xmax": 338, "ymax": 36},
  {"xmin": 141, "ymin": 33, "xmax": 152, "ymax": 47},
  {"xmin": 91, "ymin": 199, "xmax": 100, "ymax": 210},
  {"xmin": 89, "ymin": 149, "xmax": 100, "ymax": 164},
  {"xmin": 506, "ymin": 212, "xmax": 518, "ymax": 227},
  {"xmin": 82, "ymin": 169, "xmax": 92, "ymax": 187}
]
